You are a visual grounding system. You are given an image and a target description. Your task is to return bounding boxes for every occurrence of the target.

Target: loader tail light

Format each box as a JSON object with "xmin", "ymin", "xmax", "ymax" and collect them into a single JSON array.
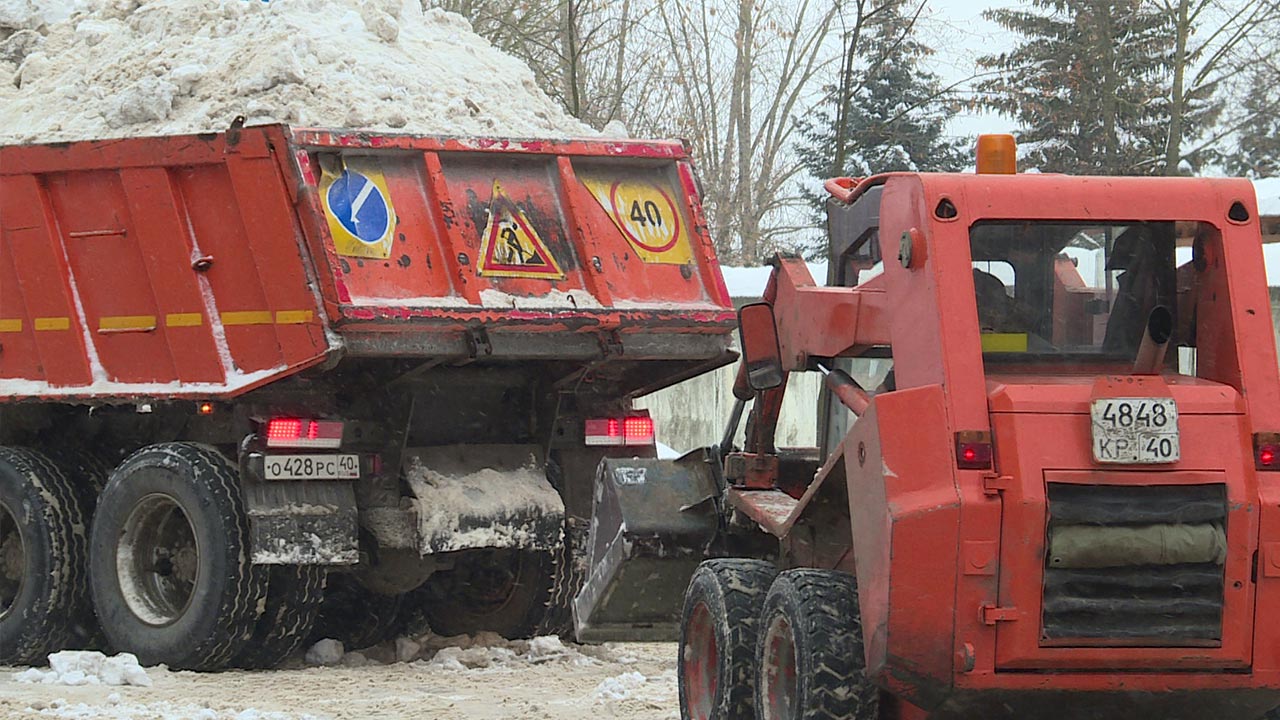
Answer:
[
  {"xmin": 585, "ymin": 413, "xmax": 655, "ymax": 447},
  {"xmin": 956, "ymin": 431, "xmax": 993, "ymax": 470},
  {"xmin": 265, "ymin": 418, "xmax": 344, "ymax": 449},
  {"xmin": 1256, "ymin": 433, "xmax": 1280, "ymax": 470}
]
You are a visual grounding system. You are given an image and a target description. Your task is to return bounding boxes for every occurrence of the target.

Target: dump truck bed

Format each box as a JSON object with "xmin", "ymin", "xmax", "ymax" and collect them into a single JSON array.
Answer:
[{"xmin": 0, "ymin": 125, "xmax": 735, "ymax": 401}]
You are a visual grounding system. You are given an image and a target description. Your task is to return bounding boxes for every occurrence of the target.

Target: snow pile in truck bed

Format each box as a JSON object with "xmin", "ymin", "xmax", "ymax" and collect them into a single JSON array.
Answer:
[{"xmin": 0, "ymin": 0, "xmax": 597, "ymax": 144}]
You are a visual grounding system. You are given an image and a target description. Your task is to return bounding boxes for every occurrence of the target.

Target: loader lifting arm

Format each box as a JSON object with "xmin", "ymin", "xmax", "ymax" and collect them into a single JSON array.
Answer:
[{"xmin": 728, "ymin": 253, "xmax": 890, "ymax": 491}]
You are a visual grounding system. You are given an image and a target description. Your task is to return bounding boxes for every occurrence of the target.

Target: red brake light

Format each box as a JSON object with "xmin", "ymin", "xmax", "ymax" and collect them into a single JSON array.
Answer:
[
  {"xmin": 265, "ymin": 418, "xmax": 343, "ymax": 448},
  {"xmin": 1256, "ymin": 433, "xmax": 1280, "ymax": 470},
  {"xmin": 956, "ymin": 431, "xmax": 993, "ymax": 470},
  {"xmin": 624, "ymin": 416, "xmax": 655, "ymax": 444},
  {"xmin": 585, "ymin": 413, "xmax": 655, "ymax": 447}
]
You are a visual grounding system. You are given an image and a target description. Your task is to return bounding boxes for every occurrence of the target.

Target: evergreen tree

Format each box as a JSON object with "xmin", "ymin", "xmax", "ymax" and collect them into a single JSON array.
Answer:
[
  {"xmin": 795, "ymin": 1, "xmax": 968, "ymax": 196},
  {"xmin": 976, "ymin": 0, "xmax": 1193, "ymax": 176},
  {"xmin": 1221, "ymin": 66, "xmax": 1280, "ymax": 178}
]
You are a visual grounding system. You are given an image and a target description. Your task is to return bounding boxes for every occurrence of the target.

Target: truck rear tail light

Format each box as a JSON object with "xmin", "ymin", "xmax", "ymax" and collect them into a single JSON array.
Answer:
[
  {"xmin": 585, "ymin": 413, "xmax": 655, "ymax": 447},
  {"xmin": 1256, "ymin": 433, "xmax": 1280, "ymax": 470},
  {"xmin": 956, "ymin": 431, "xmax": 993, "ymax": 470},
  {"xmin": 264, "ymin": 418, "xmax": 344, "ymax": 449}
]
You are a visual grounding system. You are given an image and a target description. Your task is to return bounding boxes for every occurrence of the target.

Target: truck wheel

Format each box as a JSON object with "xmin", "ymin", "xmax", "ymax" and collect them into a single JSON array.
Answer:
[
  {"xmin": 755, "ymin": 569, "xmax": 879, "ymax": 720},
  {"xmin": 0, "ymin": 447, "xmax": 93, "ymax": 664},
  {"xmin": 88, "ymin": 443, "xmax": 266, "ymax": 670},
  {"xmin": 232, "ymin": 565, "xmax": 326, "ymax": 668},
  {"xmin": 43, "ymin": 449, "xmax": 112, "ymax": 650},
  {"xmin": 678, "ymin": 559, "xmax": 778, "ymax": 720},
  {"xmin": 422, "ymin": 548, "xmax": 557, "ymax": 639},
  {"xmin": 311, "ymin": 572, "xmax": 404, "ymax": 650}
]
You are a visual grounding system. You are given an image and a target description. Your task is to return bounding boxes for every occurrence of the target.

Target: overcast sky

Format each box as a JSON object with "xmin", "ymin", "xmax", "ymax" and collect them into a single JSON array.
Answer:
[{"xmin": 916, "ymin": 0, "xmax": 1019, "ymax": 138}]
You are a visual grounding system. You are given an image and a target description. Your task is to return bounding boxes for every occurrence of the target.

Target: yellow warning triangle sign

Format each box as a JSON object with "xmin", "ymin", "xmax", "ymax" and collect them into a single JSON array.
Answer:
[{"xmin": 477, "ymin": 181, "xmax": 564, "ymax": 280}]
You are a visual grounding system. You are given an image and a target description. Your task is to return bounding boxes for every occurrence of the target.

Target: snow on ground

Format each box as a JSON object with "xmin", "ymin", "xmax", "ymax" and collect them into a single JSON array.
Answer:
[
  {"xmin": 0, "ymin": 0, "xmax": 597, "ymax": 144},
  {"xmin": 1, "ymin": 636, "xmax": 679, "ymax": 720},
  {"xmin": 1255, "ymin": 178, "xmax": 1280, "ymax": 218}
]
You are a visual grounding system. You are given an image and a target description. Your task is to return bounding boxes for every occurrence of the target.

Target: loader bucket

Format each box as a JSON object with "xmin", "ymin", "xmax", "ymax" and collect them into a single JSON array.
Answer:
[{"xmin": 572, "ymin": 450, "xmax": 721, "ymax": 642}]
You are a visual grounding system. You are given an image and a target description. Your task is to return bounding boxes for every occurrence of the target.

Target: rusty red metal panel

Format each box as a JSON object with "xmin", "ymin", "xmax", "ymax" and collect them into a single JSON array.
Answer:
[
  {"xmin": 118, "ymin": 167, "xmax": 225, "ymax": 384},
  {"xmin": 45, "ymin": 169, "xmax": 179, "ymax": 385},
  {"xmin": 0, "ymin": 127, "xmax": 331, "ymax": 400},
  {"xmin": 0, "ymin": 174, "xmax": 93, "ymax": 389},
  {"xmin": 284, "ymin": 129, "xmax": 736, "ymax": 344}
]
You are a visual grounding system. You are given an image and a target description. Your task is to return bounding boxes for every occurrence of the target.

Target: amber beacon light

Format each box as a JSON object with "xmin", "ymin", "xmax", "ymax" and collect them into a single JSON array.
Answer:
[{"xmin": 976, "ymin": 134, "xmax": 1017, "ymax": 174}]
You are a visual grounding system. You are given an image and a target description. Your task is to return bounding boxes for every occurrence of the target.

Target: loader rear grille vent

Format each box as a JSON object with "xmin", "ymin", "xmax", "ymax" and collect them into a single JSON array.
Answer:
[{"xmin": 1042, "ymin": 483, "xmax": 1226, "ymax": 647}]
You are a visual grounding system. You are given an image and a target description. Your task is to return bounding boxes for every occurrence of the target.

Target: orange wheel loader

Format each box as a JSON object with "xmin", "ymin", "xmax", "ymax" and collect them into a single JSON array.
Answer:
[{"xmin": 573, "ymin": 136, "xmax": 1280, "ymax": 719}]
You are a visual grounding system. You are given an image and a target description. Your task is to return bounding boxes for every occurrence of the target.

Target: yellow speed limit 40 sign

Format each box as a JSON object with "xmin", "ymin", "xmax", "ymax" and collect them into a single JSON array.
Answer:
[{"xmin": 581, "ymin": 173, "xmax": 693, "ymax": 264}]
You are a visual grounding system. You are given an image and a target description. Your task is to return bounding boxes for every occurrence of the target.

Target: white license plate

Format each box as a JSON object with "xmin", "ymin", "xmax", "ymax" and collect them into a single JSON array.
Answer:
[
  {"xmin": 1090, "ymin": 398, "xmax": 1179, "ymax": 464},
  {"xmin": 264, "ymin": 454, "xmax": 360, "ymax": 480}
]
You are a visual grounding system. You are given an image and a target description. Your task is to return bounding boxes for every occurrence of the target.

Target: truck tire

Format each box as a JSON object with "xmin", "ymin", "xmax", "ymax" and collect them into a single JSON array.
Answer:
[
  {"xmin": 0, "ymin": 447, "xmax": 94, "ymax": 665},
  {"xmin": 754, "ymin": 569, "xmax": 879, "ymax": 720},
  {"xmin": 88, "ymin": 443, "xmax": 267, "ymax": 670},
  {"xmin": 421, "ymin": 548, "xmax": 558, "ymax": 639},
  {"xmin": 678, "ymin": 559, "xmax": 779, "ymax": 720},
  {"xmin": 232, "ymin": 565, "xmax": 326, "ymax": 668},
  {"xmin": 311, "ymin": 572, "xmax": 404, "ymax": 650},
  {"xmin": 43, "ymin": 449, "xmax": 112, "ymax": 650}
]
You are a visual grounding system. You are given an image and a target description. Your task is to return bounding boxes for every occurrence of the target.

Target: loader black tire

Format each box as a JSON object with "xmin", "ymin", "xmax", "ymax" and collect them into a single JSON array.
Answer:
[
  {"xmin": 755, "ymin": 568, "xmax": 879, "ymax": 720},
  {"xmin": 0, "ymin": 447, "xmax": 94, "ymax": 665},
  {"xmin": 311, "ymin": 572, "xmax": 404, "ymax": 650},
  {"xmin": 232, "ymin": 565, "xmax": 327, "ymax": 668},
  {"xmin": 89, "ymin": 443, "xmax": 267, "ymax": 670},
  {"xmin": 678, "ymin": 559, "xmax": 779, "ymax": 720},
  {"xmin": 421, "ymin": 547, "xmax": 558, "ymax": 639}
]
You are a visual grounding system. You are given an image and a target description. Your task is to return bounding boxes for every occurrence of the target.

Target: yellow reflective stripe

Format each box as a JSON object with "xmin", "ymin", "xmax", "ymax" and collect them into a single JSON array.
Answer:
[
  {"xmin": 165, "ymin": 313, "xmax": 203, "ymax": 328},
  {"xmin": 34, "ymin": 317, "xmax": 70, "ymax": 331},
  {"xmin": 99, "ymin": 315, "xmax": 157, "ymax": 331},
  {"xmin": 275, "ymin": 310, "xmax": 314, "ymax": 324},
  {"xmin": 0, "ymin": 319, "xmax": 21, "ymax": 333},
  {"xmin": 221, "ymin": 311, "xmax": 274, "ymax": 326}
]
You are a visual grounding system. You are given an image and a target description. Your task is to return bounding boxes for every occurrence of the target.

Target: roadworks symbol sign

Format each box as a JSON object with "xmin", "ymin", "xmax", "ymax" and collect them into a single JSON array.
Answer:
[
  {"xmin": 580, "ymin": 174, "xmax": 693, "ymax": 265},
  {"xmin": 320, "ymin": 158, "xmax": 396, "ymax": 259},
  {"xmin": 478, "ymin": 181, "xmax": 564, "ymax": 279}
]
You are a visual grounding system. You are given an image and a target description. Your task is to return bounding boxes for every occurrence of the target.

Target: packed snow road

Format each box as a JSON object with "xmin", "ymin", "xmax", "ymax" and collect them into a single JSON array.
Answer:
[{"xmin": 0, "ymin": 637, "xmax": 679, "ymax": 720}]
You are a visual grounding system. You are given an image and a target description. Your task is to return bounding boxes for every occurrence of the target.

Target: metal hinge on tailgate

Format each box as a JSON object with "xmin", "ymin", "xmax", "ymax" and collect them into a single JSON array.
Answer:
[
  {"xmin": 982, "ymin": 472, "xmax": 1014, "ymax": 496},
  {"xmin": 466, "ymin": 324, "xmax": 493, "ymax": 358},
  {"xmin": 598, "ymin": 330, "xmax": 623, "ymax": 358},
  {"xmin": 981, "ymin": 604, "xmax": 1018, "ymax": 625}
]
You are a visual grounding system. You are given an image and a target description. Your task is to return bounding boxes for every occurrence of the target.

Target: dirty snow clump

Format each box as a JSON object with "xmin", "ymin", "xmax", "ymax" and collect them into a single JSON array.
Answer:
[
  {"xmin": 12, "ymin": 651, "xmax": 153, "ymax": 687},
  {"xmin": 0, "ymin": 0, "xmax": 598, "ymax": 144}
]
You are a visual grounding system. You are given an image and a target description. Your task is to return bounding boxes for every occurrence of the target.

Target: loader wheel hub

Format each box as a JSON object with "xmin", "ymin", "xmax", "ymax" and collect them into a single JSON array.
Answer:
[
  {"xmin": 117, "ymin": 494, "xmax": 198, "ymax": 627},
  {"xmin": 0, "ymin": 502, "xmax": 23, "ymax": 619},
  {"xmin": 760, "ymin": 614, "xmax": 798, "ymax": 720},
  {"xmin": 682, "ymin": 600, "xmax": 719, "ymax": 720}
]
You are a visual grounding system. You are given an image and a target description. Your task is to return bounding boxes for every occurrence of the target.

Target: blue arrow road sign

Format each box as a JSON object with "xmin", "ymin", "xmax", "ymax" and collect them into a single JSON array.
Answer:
[{"xmin": 326, "ymin": 169, "xmax": 390, "ymax": 245}]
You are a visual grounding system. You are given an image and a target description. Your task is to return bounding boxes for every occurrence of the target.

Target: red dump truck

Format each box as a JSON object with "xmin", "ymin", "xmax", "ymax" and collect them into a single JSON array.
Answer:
[{"xmin": 0, "ymin": 125, "xmax": 735, "ymax": 669}]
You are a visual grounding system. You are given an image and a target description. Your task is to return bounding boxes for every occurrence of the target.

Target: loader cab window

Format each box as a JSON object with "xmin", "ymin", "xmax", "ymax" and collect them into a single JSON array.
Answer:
[{"xmin": 970, "ymin": 221, "xmax": 1180, "ymax": 366}]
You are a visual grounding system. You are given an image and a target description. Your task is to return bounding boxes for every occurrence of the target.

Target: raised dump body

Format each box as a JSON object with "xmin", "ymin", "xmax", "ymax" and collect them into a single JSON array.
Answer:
[{"xmin": 0, "ymin": 125, "xmax": 735, "ymax": 670}]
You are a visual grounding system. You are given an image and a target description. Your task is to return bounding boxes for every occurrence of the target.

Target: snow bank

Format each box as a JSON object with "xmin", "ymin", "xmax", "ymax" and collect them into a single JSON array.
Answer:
[
  {"xmin": 304, "ymin": 630, "xmax": 609, "ymax": 669},
  {"xmin": 721, "ymin": 262, "xmax": 830, "ymax": 299},
  {"xmin": 592, "ymin": 670, "xmax": 647, "ymax": 701},
  {"xmin": 1255, "ymin": 178, "xmax": 1280, "ymax": 217},
  {"xmin": 24, "ymin": 697, "xmax": 320, "ymax": 720},
  {"xmin": 12, "ymin": 651, "xmax": 152, "ymax": 687},
  {"xmin": 0, "ymin": 0, "xmax": 597, "ymax": 144}
]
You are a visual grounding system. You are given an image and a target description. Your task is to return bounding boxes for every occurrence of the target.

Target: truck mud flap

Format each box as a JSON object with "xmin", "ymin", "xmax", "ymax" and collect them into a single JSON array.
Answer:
[
  {"xmin": 402, "ymin": 445, "xmax": 565, "ymax": 555},
  {"xmin": 573, "ymin": 450, "xmax": 721, "ymax": 642},
  {"xmin": 244, "ymin": 481, "xmax": 359, "ymax": 564}
]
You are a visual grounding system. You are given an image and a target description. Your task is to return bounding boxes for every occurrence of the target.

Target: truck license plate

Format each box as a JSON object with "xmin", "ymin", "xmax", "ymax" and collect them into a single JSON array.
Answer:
[
  {"xmin": 264, "ymin": 454, "xmax": 360, "ymax": 480},
  {"xmin": 1090, "ymin": 398, "xmax": 1179, "ymax": 464}
]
